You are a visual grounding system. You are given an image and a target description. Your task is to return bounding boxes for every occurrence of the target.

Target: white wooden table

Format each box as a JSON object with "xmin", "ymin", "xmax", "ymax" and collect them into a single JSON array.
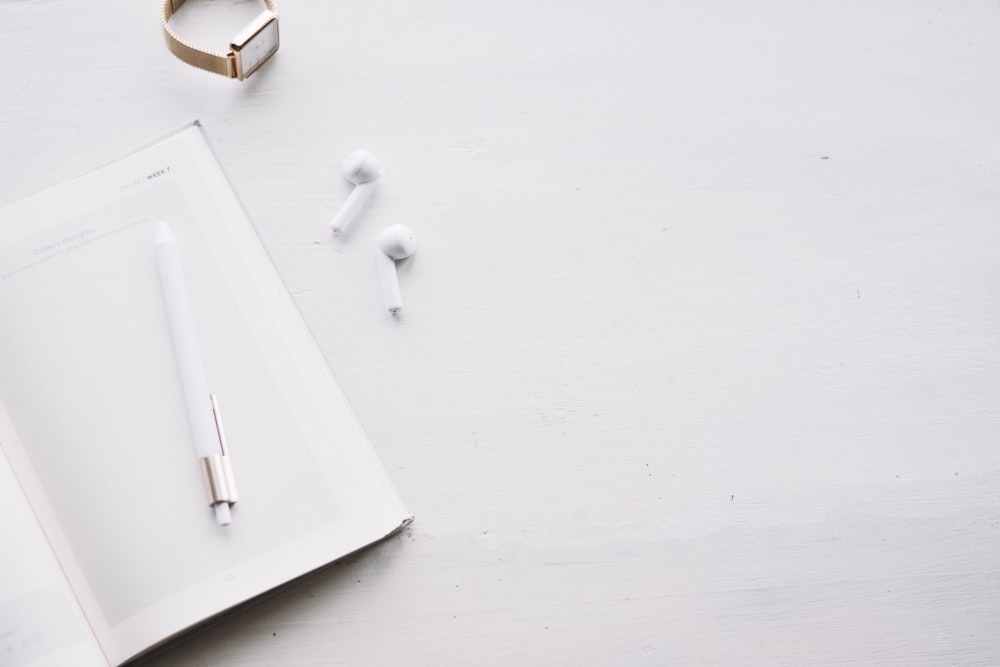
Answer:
[{"xmin": 2, "ymin": 2, "xmax": 998, "ymax": 665}]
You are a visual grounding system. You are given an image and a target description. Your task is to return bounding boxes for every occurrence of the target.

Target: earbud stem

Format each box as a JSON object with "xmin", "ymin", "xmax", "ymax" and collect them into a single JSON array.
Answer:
[
  {"xmin": 376, "ymin": 250, "xmax": 402, "ymax": 314},
  {"xmin": 331, "ymin": 181, "xmax": 376, "ymax": 234}
]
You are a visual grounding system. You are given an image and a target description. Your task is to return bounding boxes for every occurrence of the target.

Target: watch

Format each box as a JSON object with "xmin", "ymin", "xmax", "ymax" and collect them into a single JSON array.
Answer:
[{"xmin": 161, "ymin": 0, "xmax": 279, "ymax": 81}]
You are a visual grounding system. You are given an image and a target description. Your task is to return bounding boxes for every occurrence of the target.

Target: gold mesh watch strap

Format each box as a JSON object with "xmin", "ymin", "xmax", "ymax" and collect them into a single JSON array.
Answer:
[{"xmin": 161, "ymin": 0, "xmax": 278, "ymax": 79}]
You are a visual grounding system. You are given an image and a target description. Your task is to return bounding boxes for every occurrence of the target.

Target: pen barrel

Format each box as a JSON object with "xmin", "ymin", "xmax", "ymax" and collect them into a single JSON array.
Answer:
[{"xmin": 155, "ymin": 228, "xmax": 220, "ymax": 460}]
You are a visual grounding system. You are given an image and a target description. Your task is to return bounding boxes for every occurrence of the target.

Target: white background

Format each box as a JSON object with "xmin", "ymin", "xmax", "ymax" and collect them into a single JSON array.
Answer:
[{"xmin": 2, "ymin": 2, "xmax": 998, "ymax": 665}]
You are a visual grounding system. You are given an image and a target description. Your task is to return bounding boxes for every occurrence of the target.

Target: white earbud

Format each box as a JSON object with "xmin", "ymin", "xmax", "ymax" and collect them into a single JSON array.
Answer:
[
  {"xmin": 331, "ymin": 150, "xmax": 381, "ymax": 235},
  {"xmin": 375, "ymin": 224, "xmax": 417, "ymax": 315}
]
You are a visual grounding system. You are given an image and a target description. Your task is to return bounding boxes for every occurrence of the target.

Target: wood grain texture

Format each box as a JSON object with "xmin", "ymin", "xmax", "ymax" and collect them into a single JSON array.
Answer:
[{"xmin": 1, "ymin": 1, "xmax": 998, "ymax": 665}]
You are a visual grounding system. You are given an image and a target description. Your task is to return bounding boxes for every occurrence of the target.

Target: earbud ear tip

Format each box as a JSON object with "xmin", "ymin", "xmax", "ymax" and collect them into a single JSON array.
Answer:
[
  {"xmin": 342, "ymin": 150, "xmax": 381, "ymax": 184},
  {"xmin": 375, "ymin": 224, "xmax": 418, "ymax": 260}
]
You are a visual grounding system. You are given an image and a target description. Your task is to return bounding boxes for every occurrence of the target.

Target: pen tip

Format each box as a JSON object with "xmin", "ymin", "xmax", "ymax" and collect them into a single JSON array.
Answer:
[{"xmin": 214, "ymin": 503, "xmax": 232, "ymax": 526}]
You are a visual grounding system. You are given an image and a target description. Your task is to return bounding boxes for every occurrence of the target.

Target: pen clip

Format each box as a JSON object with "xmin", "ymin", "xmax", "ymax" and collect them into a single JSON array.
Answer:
[{"xmin": 210, "ymin": 393, "xmax": 230, "ymax": 458}]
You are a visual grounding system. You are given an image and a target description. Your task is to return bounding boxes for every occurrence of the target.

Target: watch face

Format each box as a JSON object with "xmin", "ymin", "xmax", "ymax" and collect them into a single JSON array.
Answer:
[{"xmin": 232, "ymin": 12, "xmax": 279, "ymax": 79}]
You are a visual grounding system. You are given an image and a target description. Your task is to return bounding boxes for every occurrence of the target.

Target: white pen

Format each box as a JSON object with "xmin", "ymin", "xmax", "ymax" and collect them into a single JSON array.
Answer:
[{"xmin": 155, "ymin": 220, "xmax": 238, "ymax": 526}]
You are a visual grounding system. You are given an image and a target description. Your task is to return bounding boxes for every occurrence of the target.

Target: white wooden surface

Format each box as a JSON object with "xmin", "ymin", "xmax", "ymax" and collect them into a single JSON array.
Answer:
[{"xmin": 3, "ymin": 2, "xmax": 999, "ymax": 665}]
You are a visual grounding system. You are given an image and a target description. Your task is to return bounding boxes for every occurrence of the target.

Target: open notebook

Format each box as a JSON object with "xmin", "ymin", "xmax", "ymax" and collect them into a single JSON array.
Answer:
[{"xmin": 0, "ymin": 123, "xmax": 410, "ymax": 666}]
